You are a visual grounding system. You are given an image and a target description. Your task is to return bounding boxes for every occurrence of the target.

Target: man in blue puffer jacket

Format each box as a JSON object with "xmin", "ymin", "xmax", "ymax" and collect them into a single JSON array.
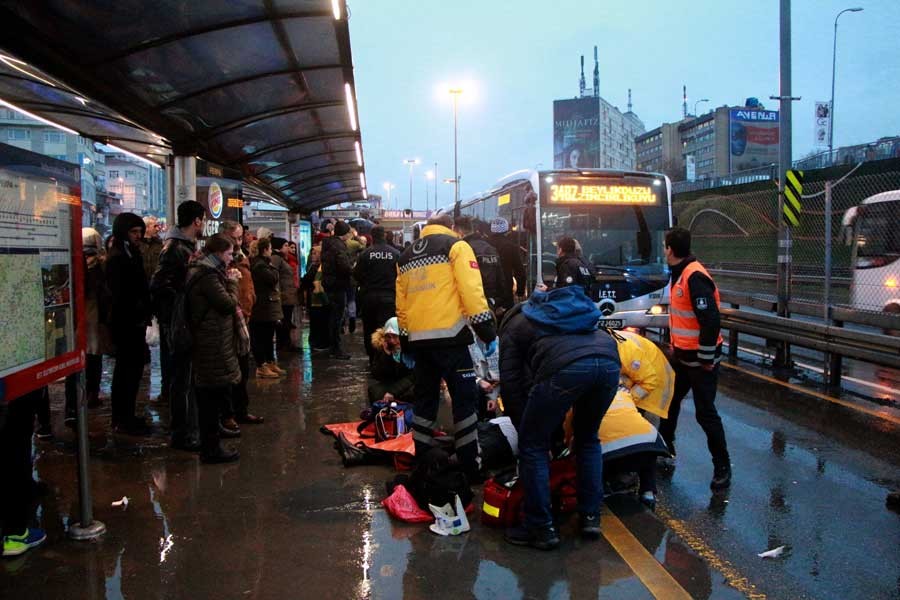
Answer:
[{"xmin": 499, "ymin": 285, "xmax": 620, "ymax": 550}]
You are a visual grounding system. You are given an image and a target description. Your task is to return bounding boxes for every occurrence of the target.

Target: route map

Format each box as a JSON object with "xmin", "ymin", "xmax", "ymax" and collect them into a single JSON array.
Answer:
[{"xmin": 0, "ymin": 252, "xmax": 44, "ymax": 376}]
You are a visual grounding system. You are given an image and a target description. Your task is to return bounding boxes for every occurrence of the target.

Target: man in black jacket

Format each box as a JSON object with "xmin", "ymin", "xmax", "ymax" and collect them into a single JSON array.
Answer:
[
  {"xmin": 499, "ymin": 285, "xmax": 620, "ymax": 550},
  {"xmin": 150, "ymin": 200, "xmax": 205, "ymax": 450},
  {"xmin": 554, "ymin": 236, "xmax": 595, "ymax": 297},
  {"xmin": 454, "ymin": 216, "xmax": 505, "ymax": 316},
  {"xmin": 107, "ymin": 212, "xmax": 153, "ymax": 434},
  {"xmin": 321, "ymin": 220, "xmax": 354, "ymax": 359},
  {"xmin": 354, "ymin": 226, "xmax": 400, "ymax": 360},
  {"xmin": 489, "ymin": 218, "xmax": 527, "ymax": 310}
]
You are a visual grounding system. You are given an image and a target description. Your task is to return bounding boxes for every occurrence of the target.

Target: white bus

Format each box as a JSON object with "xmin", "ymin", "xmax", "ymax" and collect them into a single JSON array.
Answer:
[
  {"xmin": 450, "ymin": 168, "xmax": 673, "ymax": 329},
  {"xmin": 842, "ymin": 190, "xmax": 900, "ymax": 317}
]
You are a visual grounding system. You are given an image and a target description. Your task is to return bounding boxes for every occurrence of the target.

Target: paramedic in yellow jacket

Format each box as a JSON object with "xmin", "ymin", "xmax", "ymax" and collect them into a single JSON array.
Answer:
[{"xmin": 396, "ymin": 213, "xmax": 497, "ymax": 478}]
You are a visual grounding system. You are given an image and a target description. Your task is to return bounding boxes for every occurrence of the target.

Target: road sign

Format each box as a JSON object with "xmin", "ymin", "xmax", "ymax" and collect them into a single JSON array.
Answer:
[{"xmin": 783, "ymin": 168, "xmax": 803, "ymax": 226}]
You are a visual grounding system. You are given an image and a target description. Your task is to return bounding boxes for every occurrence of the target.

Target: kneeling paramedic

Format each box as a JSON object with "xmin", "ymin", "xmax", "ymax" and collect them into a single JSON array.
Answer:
[
  {"xmin": 396, "ymin": 214, "xmax": 497, "ymax": 480},
  {"xmin": 499, "ymin": 284, "xmax": 620, "ymax": 549}
]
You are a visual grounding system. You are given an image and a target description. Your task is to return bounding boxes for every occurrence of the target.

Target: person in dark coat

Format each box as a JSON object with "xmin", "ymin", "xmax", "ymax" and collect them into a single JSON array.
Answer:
[
  {"xmin": 301, "ymin": 240, "xmax": 331, "ymax": 351},
  {"xmin": 321, "ymin": 220, "xmax": 354, "ymax": 359},
  {"xmin": 554, "ymin": 236, "xmax": 595, "ymax": 297},
  {"xmin": 489, "ymin": 218, "xmax": 528, "ymax": 310},
  {"xmin": 353, "ymin": 226, "xmax": 400, "ymax": 360},
  {"xmin": 499, "ymin": 285, "xmax": 620, "ymax": 549},
  {"xmin": 454, "ymin": 216, "xmax": 505, "ymax": 316},
  {"xmin": 149, "ymin": 200, "xmax": 205, "ymax": 451},
  {"xmin": 249, "ymin": 238, "xmax": 284, "ymax": 378},
  {"xmin": 106, "ymin": 212, "xmax": 152, "ymax": 434},
  {"xmin": 186, "ymin": 234, "xmax": 242, "ymax": 463},
  {"xmin": 367, "ymin": 317, "xmax": 415, "ymax": 405},
  {"xmin": 271, "ymin": 237, "xmax": 299, "ymax": 352}
]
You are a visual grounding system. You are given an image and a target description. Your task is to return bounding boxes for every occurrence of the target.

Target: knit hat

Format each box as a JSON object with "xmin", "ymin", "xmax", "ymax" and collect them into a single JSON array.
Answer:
[
  {"xmin": 383, "ymin": 317, "xmax": 400, "ymax": 336},
  {"xmin": 490, "ymin": 218, "xmax": 509, "ymax": 234},
  {"xmin": 333, "ymin": 220, "xmax": 351, "ymax": 237}
]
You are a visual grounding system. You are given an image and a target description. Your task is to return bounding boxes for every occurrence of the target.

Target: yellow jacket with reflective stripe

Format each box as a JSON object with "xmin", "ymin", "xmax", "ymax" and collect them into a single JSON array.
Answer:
[
  {"xmin": 615, "ymin": 330, "xmax": 675, "ymax": 419},
  {"xmin": 396, "ymin": 225, "xmax": 496, "ymax": 348}
]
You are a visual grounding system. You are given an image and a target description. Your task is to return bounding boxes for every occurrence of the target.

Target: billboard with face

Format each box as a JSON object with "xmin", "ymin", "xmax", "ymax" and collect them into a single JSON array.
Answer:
[
  {"xmin": 729, "ymin": 109, "xmax": 779, "ymax": 172},
  {"xmin": 553, "ymin": 97, "xmax": 600, "ymax": 169}
]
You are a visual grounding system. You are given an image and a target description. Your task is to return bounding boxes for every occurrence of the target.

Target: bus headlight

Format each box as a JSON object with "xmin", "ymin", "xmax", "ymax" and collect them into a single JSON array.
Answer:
[
  {"xmin": 887, "ymin": 277, "xmax": 898, "ymax": 289},
  {"xmin": 646, "ymin": 304, "xmax": 668, "ymax": 315}
]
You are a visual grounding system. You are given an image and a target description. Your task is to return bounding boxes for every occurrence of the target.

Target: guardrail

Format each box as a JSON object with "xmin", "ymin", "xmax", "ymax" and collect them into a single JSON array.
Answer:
[
  {"xmin": 711, "ymin": 269, "xmax": 852, "ymax": 288},
  {"xmin": 719, "ymin": 290, "xmax": 900, "ymax": 386}
]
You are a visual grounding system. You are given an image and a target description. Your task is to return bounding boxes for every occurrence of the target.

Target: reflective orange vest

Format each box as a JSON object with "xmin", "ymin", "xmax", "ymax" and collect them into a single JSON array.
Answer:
[{"xmin": 669, "ymin": 261, "xmax": 723, "ymax": 351}]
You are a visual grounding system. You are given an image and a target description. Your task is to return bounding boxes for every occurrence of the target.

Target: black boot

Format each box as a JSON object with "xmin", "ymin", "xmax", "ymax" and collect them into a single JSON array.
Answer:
[{"xmin": 198, "ymin": 389, "xmax": 239, "ymax": 464}]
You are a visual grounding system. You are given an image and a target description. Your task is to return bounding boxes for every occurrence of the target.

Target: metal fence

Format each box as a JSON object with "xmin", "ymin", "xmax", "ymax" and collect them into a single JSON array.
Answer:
[{"xmin": 673, "ymin": 157, "xmax": 900, "ymax": 316}]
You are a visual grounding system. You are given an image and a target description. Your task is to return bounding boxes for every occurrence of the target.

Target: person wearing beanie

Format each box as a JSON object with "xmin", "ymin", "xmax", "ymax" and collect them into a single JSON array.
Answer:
[
  {"xmin": 488, "ymin": 217, "xmax": 528, "ymax": 309},
  {"xmin": 321, "ymin": 220, "xmax": 353, "ymax": 359},
  {"xmin": 367, "ymin": 317, "xmax": 415, "ymax": 405},
  {"xmin": 106, "ymin": 212, "xmax": 152, "ymax": 434}
]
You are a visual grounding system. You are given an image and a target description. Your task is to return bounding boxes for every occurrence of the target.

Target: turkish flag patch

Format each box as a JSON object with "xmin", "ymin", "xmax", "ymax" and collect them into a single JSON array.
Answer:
[{"xmin": 469, "ymin": 261, "xmax": 480, "ymax": 269}]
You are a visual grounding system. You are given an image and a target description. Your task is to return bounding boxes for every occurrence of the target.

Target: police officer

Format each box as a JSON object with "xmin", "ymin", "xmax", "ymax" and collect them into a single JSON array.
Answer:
[
  {"xmin": 658, "ymin": 227, "xmax": 731, "ymax": 490},
  {"xmin": 453, "ymin": 216, "xmax": 505, "ymax": 316},
  {"xmin": 354, "ymin": 226, "xmax": 401, "ymax": 359},
  {"xmin": 396, "ymin": 213, "xmax": 497, "ymax": 480},
  {"xmin": 555, "ymin": 236, "xmax": 595, "ymax": 297}
]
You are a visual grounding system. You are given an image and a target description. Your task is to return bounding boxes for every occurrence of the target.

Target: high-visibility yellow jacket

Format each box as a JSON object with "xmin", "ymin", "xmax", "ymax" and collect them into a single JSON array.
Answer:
[
  {"xmin": 396, "ymin": 224, "xmax": 496, "ymax": 348},
  {"xmin": 615, "ymin": 331, "xmax": 674, "ymax": 419},
  {"xmin": 564, "ymin": 388, "xmax": 670, "ymax": 460}
]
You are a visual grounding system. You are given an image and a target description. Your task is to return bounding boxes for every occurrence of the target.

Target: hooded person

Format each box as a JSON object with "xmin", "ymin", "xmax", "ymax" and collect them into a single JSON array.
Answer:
[
  {"xmin": 367, "ymin": 317, "xmax": 416, "ymax": 405},
  {"xmin": 106, "ymin": 212, "xmax": 152, "ymax": 434},
  {"xmin": 499, "ymin": 285, "xmax": 620, "ymax": 549}
]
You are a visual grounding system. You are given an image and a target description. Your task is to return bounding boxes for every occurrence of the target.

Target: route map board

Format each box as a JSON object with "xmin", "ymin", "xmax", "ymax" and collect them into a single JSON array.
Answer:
[{"xmin": 0, "ymin": 143, "xmax": 85, "ymax": 403}]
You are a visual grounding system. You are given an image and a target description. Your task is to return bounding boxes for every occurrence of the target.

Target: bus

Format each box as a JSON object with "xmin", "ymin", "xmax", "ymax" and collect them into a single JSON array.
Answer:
[
  {"xmin": 842, "ymin": 190, "xmax": 900, "ymax": 318},
  {"xmin": 450, "ymin": 168, "xmax": 673, "ymax": 329}
]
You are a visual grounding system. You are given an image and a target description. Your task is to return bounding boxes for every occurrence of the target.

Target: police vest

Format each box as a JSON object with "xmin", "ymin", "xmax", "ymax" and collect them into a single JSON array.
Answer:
[
  {"xmin": 669, "ymin": 261, "xmax": 723, "ymax": 350},
  {"xmin": 465, "ymin": 235, "xmax": 503, "ymax": 308}
]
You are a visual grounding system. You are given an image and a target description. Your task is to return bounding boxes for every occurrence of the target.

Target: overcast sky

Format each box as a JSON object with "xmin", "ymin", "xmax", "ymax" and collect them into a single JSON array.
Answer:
[{"xmin": 350, "ymin": 0, "xmax": 899, "ymax": 211}]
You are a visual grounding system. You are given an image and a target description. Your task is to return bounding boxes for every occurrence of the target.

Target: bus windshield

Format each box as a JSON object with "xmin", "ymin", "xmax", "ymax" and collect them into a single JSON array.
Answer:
[
  {"xmin": 856, "ymin": 201, "xmax": 900, "ymax": 268},
  {"xmin": 539, "ymin": 174, "xmax": 670, "ymax": 285}
]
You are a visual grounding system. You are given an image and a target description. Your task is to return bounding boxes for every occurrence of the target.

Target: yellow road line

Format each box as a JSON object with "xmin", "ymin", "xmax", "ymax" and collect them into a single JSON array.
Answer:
[
  {"xmin": 721, "ymin": 362, "xmax": 900, "ymax": 426},
  {"xmin": 602, "ymin": 513, "xmax": 692, "ymax": 600},
  {"xmin": 655, "ymin": 505, "xmax": 767, "ymax": 600}
]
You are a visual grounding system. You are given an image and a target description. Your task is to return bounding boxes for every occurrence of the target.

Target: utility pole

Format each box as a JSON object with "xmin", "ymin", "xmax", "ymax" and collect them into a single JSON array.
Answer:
[{"xmin": 771, "ymin": 0, "xmax": 800, "ymax": 369}]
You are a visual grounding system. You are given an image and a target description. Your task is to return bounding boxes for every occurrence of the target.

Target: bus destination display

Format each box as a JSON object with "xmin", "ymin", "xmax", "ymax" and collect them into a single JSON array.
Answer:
[{"xmin": 548, "ymin": 181, "xmax": 658, "ymax": 205}]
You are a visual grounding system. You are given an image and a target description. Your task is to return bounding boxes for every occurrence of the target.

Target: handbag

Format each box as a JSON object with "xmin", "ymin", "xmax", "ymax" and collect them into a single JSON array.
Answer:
[{"xmin": 234, "ymin": 307, "xmax": 251, "ymax": 356}]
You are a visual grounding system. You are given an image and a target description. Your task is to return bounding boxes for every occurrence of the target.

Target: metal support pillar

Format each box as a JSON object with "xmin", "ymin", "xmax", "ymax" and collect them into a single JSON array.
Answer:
[
  {"xmin": 68, "ymin": 370, "xmax": 106, "ymax": 540},
  {"xmin": 774, "ymin": 0, "xmax": 795, "ymax": 369},
  {"xmin": 822, "ymin": 181, "xmax": 838, "ymax": 385},
  {"xmin": 173, "ymin": 156, "xmax": 197, "ymax": 210},
  {"xmin": 728, "ymin": 303, "xmax": 740, "ymax": 361}
]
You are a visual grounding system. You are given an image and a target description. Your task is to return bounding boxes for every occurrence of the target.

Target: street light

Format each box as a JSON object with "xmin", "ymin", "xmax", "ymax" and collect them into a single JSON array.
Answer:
[
  {"xmin": 693, "ymin": 98, "xmax": 709, "ymax": 116},
  {"xmin": 403, "ymin": 158, "xmax": 419, "ymax": 211},
  {"xmin": 829, "ymin": 7, "xmax": 863, "ymax": 161},
  {"xmin": 382, "ymin": 181, "xmax": 395, "ymax": 209},
  {"xmin": 448, "ymin": 87, "xmax": 463, "ymax": 207}
]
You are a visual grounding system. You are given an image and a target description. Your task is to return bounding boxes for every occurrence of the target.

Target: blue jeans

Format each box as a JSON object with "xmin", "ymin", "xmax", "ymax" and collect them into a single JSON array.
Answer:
[{"xmin": 518, "ymin": 356, "xmax": 620, "ymax": 528}]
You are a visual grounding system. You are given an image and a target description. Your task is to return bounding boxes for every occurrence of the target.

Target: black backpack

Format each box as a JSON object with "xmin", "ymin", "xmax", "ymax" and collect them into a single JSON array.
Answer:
[{"xmin": 165, "ymin": 271, "xmax": 211, "ymax": 356}]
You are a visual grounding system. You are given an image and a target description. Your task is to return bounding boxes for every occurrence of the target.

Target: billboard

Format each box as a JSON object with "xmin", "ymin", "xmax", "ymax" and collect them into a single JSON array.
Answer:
[
  {"xmin": 729, "ymin": 109, "xmax": 779, "ymax": 172},
  {"xmin": 0, "ymin": 143, "xmax": 85, "ymax": 402},
  {"xmin": 553, "ymin": 97, "xmax": 600, "ymax": 169},
  {"xmin": 196, "ymin": 160, "xmax": 242, "ymax": 239}
]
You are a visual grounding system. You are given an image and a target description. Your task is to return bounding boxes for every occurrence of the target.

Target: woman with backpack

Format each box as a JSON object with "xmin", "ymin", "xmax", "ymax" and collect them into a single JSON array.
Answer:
[{"xmin": 186, "ymin": 234, "xmax": 242, "ymax": 463}]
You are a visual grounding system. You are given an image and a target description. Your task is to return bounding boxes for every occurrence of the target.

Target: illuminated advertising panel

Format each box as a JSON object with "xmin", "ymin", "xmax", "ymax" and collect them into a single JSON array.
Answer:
[
  {"xmin": 0, "ymin": 143, "xmax": 85, "ymax": 402},
  {"xmin": 197, "ymin": 160, "xmax": 242, "ymax": 239},
  {"xmin": 729, "ymin": 109, "xmax": 779, "ymax": 172},
  {"xmin": 553, "ymin": 97, "xmax": 600, "ymax": 169}
]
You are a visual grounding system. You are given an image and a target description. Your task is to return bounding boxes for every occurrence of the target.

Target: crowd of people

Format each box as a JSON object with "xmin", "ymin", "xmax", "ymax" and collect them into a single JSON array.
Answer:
[{"xmin": 3, "ymin": 201, "xmax": 733, "ymax": 556}]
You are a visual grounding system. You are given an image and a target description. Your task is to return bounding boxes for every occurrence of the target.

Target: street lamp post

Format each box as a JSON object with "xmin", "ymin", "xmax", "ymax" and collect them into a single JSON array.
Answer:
[
  {"xmin": 829, "ymin": 7, "xmax": 863, "ymax": 162},
  {"xmin": 693, "ymin": 98, "xmax": 709, "ymax": 116},
  {"xmin": 403, "ymin": 158, "xmax": 419, "ymax": 211},
  {"xmin": 449, "ymin": 88, "xmax": 463, "ymax": 207},
  {"xmin": 424, "ymin": 169, "xmax": 435, "ymax": 212}
]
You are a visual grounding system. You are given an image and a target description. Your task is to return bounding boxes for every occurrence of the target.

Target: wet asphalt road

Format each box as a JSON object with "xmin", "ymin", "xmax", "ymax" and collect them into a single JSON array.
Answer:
[{"xmin": 1, "ymin": 332, "xmax": 898, "ymax": 600}]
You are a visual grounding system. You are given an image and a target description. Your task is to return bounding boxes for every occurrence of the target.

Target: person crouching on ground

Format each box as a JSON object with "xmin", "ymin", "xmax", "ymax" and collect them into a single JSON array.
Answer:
[
  {"xmin": 368, "ymin": 317, "xmax": 415, "ymax": 406},
  {"xmin": 499, "ymin": 284, "xmax": 620, "ymax": 550},
  {"xmin": 186, "ymin": 234, "xmax": 242, "ymax": 464}
]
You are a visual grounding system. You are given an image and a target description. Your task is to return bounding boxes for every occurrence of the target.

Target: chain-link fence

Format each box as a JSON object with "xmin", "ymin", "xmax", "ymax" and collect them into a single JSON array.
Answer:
[{"xmin": 673, "ymin": 157, "xmax": 900, "ymax": 317}]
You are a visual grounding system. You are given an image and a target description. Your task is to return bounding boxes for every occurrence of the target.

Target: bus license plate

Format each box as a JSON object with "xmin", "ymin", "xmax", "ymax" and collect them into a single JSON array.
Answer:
[{"xmin": 597, "ymin": 319, "xmax": 624, "ymax": 329}]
